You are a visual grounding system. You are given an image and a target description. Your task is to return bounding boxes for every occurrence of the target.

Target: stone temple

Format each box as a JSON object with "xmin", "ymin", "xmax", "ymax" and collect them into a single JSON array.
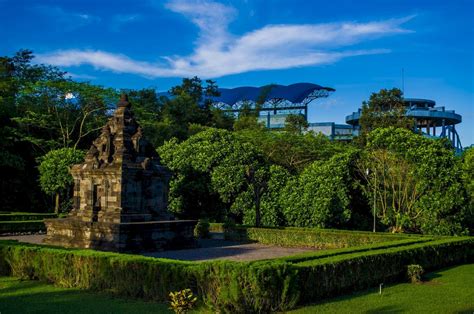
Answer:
[{"xmin": 44, "ymin": 95, "xmax": 196, "ymax": 252}]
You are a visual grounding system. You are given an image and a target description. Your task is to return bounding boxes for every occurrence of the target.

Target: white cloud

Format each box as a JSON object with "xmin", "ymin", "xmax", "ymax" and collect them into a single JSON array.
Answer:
[{"xmin": 37, "ymin": 0, "xmax": 414, "ymax": 78}]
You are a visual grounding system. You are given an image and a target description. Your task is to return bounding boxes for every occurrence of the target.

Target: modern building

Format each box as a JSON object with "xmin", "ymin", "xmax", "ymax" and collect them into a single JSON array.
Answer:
[
  {"xmin": 160, "ymin": 83, "xmax": 464, "ymax": 150},
  {"xmin": 346, "ymin": 98, "xmax": 463, "ymax": 151}
]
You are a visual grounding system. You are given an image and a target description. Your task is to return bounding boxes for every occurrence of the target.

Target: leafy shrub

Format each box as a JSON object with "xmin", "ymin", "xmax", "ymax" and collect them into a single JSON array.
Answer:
[
  {"xmin": 194, "ymin": 219, "xmax": 210, "ymax": 238},
  {"xmin": 0, "ymin": 213, "xmax": 57, "ymax": 221},
  {"xmin": 0, "ymin": 221, "xmax": 46, "ymax": 234},
  {"xmin": 169, "ymin": 289, "xmax": 197, "ymax": 314},
  {"xmin": 224, "ymin": 225, "xmax": 413, "ymax": 248},
  {"xmin": 407, "ymin": 264, "xmax": 424, "ymax": 283}
]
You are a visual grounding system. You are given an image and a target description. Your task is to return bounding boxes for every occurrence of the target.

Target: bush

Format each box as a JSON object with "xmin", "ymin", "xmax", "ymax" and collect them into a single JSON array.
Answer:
[
  {"xmin": 224, "ymin": 225, "xmax": 415, "ymax": 249},
  {"xmin": 0, "ymin": 221, "xmax": 46, "ymax": 234},
  {"xmin": 194, "ymin": 219, "xmax": 210, "ymax": 239},
  {"xmin": 169, "ymin": 288, "xmax": 197, "ymax": 314},
  {"xmin": 208, "ymin": 223, "xmax": 224, "ymax": 233},
  {"xmin": 407, "ymin": 264, "xmax": 424, "ymax": 283},
  {"xmin": 0, "ymin": 213, "xmax": 57, "ymax": 222}
]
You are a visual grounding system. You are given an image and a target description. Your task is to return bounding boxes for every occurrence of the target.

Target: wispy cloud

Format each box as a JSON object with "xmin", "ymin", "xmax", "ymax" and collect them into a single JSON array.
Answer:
[
  {"xmin": 110, "ymin": 14, "xmax": 142, "ymax": 31},
  {"xmin": 37, "ymin": 0, "xmax": 414, "ymax": 78},
  {"xmin": 34, "ymin": 6, "xmax": 100, "ymax": 31}
]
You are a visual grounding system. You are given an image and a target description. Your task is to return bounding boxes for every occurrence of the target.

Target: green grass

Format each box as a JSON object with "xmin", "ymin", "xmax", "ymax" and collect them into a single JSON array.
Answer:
[
  {"xmin": 290, "ymin": 263, "xmax": 474, "ymax": 314},
  {"xmin": 0, "ymin": 277, "xmax": 172, "ymax": 314}
]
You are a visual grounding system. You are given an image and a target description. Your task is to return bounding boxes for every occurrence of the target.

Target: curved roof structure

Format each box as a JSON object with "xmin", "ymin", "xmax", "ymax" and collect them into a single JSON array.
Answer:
[
  {"xmin": 212, "ymin": 83, "xmax": 335, "ymax": 105},
  {"xmin": 346, "ymin": 98, "xmax": 462, "ymax": 127}
]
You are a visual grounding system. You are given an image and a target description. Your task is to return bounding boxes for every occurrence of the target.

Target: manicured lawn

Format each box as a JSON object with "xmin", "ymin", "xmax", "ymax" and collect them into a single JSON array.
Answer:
[
  {"xmin": 0, "ymin": 264, "xmax": 472, "ymax": 313},
  {"xmin": 291, "ymin": 263, "xmax": 474, "ymax": 314},
  {"xmin": 0, "ymin": 277, "xmax": 172, "ymax": 313}
]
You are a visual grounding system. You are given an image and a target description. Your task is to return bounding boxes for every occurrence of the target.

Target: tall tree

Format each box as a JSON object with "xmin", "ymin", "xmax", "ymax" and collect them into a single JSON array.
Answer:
[
  {"xmin": 38, "ymin": 148, "xmax": 85, "ymax": 213},
  {"xmin": 284, "ymin": 114, "xmax": 309, "ymax": 133},
  {"xmin": 358, "ymin": 88, "xmax": 414, "ymax": 143}
]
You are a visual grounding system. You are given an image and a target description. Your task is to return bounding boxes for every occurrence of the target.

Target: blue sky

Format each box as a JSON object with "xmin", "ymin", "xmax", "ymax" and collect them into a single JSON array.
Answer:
[{"xmin": 1, "ymin": 0, "xmax": 473, "ymax": 145}]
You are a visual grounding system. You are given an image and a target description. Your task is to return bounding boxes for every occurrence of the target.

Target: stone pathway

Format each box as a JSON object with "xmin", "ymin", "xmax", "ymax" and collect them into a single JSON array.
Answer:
[{"xmin": 0, "ymin": 234, "xmax": 315, "ymax": 262}]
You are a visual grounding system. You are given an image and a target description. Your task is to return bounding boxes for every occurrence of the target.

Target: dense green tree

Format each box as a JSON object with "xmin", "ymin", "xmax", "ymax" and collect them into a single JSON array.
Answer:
[
  {"xmin": 258, "ymin": 165, "xmax": 291, "ymax": 227},
  {"xmin": 159, "ymin": 128, "xmax": 268, "ymax": 225},
  {"xmin": 358, "ymin": 88, "xmax": 414, "ymax": 143},
  {"xmin": 127, "ymin": 88, "xmax": 164, "ymax": 148},
  {"xmin": 281, "ymin": 152, "xmax": 355, "ymax": 228},
  {"xmin": 38, "ymin": 148, "xmax": 85, "ymax": 213},
  {"xmin": 156, "ymin": 77, "xmax": 233, "ymax": 144},
  {"xmin": 460, "ymin": 147, "xmax": 474, "ymax": 233},
  {"xmin": 284, "ymin": 114, "xmax": 309, "ymax": 133},
  {"xmin": 237, "ymin": 129, "xmax": 350, "ymax": 173},
  {"xmin": 362, "ymin": 127, "xmax": 469, "ymax": 235}
]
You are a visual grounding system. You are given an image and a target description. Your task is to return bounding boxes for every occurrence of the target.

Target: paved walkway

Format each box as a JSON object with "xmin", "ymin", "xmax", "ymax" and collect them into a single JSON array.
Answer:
[{"xmin": 0, "ymin": 234, "xmax": 315, "ymax": 262}]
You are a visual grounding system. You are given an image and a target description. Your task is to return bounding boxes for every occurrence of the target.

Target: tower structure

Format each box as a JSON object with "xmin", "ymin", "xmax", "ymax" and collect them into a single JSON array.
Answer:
[{"xmin": 44, "ymin": 95, "xmax": 196, "ymax": 252}]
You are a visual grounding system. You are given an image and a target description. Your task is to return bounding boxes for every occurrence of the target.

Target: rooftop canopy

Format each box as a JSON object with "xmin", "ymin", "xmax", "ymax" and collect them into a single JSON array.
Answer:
[{"xmin": 212, "ymin": 83, "xmax": 335, "ymax": 105}]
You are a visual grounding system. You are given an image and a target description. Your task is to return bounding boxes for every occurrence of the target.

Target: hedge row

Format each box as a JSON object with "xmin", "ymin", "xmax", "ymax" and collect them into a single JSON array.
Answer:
[
  {"xmin": 0, "ymin": 221, "xmax": 46, "ymax": 233},
  {"xmin": 0, "ymin": 240, "xmax": 297, "ymax": 312},
  {"xmin": 0, "ymin": 237, "xmax": 472, "ymax": 312},
  {"xmin": 0, "ymin": 213, "xmax": 57, "ymax": 221},
  {"xmin": 224, "ymin": 226, "xmax": 416, "ymax": 249},
  {"xmin": 278, "ymin": 237, "xmax": 433, "ymax": 263},
  {"xmin": 295, "ymin": 237, "xmax": 474, "ymax": 303}
]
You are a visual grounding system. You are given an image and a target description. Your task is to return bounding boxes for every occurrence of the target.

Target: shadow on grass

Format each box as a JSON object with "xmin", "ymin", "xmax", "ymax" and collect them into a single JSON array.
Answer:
[{"xmin": 0, "ymin": 278, "xmax": 171, "ymax": 314}]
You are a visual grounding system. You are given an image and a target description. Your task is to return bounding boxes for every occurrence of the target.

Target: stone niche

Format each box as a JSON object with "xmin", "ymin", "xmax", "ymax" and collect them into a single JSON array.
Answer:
[{"xmin": 44, "ymin": 95, "xmax": 196, "ymax": 252}]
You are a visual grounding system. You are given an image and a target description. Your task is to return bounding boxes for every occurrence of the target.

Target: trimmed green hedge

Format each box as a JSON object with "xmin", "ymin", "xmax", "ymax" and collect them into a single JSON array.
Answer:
[
  {"xmin": 224, "ymin": 226, "xmax": 417, "ymax": 249},
  {"xmin": 0, "ymin": 213, "xmax": 57, "ymax": 221},
  {"xmin": 0, "ymin": 237, "xmax": 472, "ymax": 312},
  {"xmin": 296, "ymin": 237, "xmax": 474, "ymax": 303},
  {"xmin": 0, "ymin": 221, "xmax": 46, "ymax": 233},
  {"xmin": 0, "ymin": 241, "xmax": 298, "ymax": 312},
  {"xmin": 278, "ymin": 238, "xmax": 434, "ymax": 263}
]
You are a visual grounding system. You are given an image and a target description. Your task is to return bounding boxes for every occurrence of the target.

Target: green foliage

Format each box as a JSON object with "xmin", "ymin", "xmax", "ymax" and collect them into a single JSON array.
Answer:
[
  {"xmin": 194, "ymin": 219, "xmax": 210, "ymax": 239},
  {"xmin": 159, "ymin": 128, "xmax": 268, "ymax": 225},
  {"xmin": 258, "ymin": 165, "xmax": 290, "ymax": 226},
  {"xmin": 461, "ymin": 147, "xmax": 474, "ymax": 232},
  {"xmin": 237, "ymin": 129, "xmax": 349, "ymax": 174},
  {"xmin": 284, "ymin": 114, "xmax": 309, "ymax": 133},
  {"xmin": 0, "ymin": 213, "xmax": 57, "ymax": 221},
  {"xmin": 364, "ymin": 127, "xmax": 468, "ymax": 235},
  {"xmin": 358, "ymin": 88, "xmax": 414, "ymax": 142},
  {"xmin": 407, "ymin": 264, "xmax": 424, "ymax": 283},
  {"xmin": 169, "ymin": 288, "xmax": 197, "ymax": 314},
  {"xmin": 0, "ymin": 221, "xmax": 46, "ymax": 234},
  {"xmin": 38, "ymin": 148, "xmax": 85, "ymax": 213},
  {"xmin": 38, "ymin": 148, "xmax": 84, "ymax": 195},
  {"xmin": 282, "ymin": 152, "xmax": 355, "ymax": 228},
  {"xmin": 224, "ymin": 225, "xmax": 418, "ymax": 249}
]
